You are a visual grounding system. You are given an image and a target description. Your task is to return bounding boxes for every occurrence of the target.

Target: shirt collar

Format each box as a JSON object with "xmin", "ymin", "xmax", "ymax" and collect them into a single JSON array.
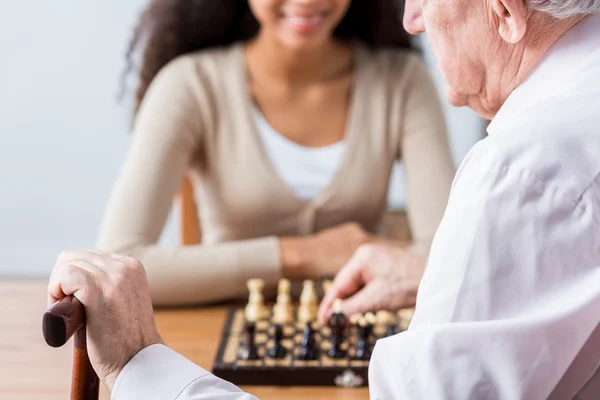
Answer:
[{"xmin": 488, "ymin": 13, "xmax": 600, "ymax": 135}]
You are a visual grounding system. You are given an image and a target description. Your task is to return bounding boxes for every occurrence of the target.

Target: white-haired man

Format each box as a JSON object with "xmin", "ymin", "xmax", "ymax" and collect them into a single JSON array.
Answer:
[{"xmin": 49, "ymin": 0, "xmax": 600, "ymax": 398}]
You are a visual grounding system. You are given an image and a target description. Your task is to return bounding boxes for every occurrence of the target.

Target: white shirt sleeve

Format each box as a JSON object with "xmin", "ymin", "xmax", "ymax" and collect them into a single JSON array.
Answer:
[
  {"xmin": 111, "ymin": 344, "xmax": 258, "ymax": 400},
  {"xmin": 369, "ymin": 143, "xmax": 600, "ymax": 399}
]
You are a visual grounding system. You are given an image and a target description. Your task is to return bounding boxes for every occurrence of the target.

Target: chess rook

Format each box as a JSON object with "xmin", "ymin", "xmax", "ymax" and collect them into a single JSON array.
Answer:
[{"xmin": 245, "ymin": 279, "xmax": 266, "ymax": 321}]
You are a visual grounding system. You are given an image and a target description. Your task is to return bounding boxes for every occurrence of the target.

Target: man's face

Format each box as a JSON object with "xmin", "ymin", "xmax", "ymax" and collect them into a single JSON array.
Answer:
[{"xmin": 404, "ymin": 0, "xmax": 499, "ymax": 117}]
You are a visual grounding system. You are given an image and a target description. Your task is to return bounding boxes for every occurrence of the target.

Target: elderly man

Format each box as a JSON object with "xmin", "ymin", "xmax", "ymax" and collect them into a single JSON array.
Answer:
[{"xmin": 49, "ymin": 0, "xmax": 600, "ymax": 398}]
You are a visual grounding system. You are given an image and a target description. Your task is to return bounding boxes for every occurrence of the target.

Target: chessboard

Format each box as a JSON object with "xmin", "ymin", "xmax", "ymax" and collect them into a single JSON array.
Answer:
[{"xmin": 212, "ymin": 278, "xmax": 414, "ymax": 387}]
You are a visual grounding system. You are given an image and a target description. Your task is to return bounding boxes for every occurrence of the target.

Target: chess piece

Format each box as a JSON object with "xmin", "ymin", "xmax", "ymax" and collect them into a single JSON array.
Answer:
[
  {"xmin": 245, "ymin": 279, "xmax": 266, "ymax": 321},
  {"xmin": 327, "ymin": 299, "xmax": 347, "ymax": 358},
  {"xmin": 364, "ymin": 312, "xmax": 376, "ymax": 338},
  {"xmin": 273, "ymin": 279, "xmax": 293, "ymax": 324},
  {"xmin": 354, "ymin": 316, "xmax": 372, "ymax": 360},
  {"xmin": 240, "ymin": 321, "xmax": 259, "ymax": 360},
  {"xmin": 298, "ymin": 322, "xmax": 319, "ymax": 360},
  {"xmin": 349, "ymin": 313, "xmax": 362, "ymax": 326},
  {"xmin": 297, "ymin": 280, "xmax": 318, "ymax": 323},
  {"xmin": 321, "ymin": 274, "xmax": 334, "ymax": 295},
  {"xmin": 267, "ymin": 323, "xmax": 287, "ymax": 359},
  {"xmin": 397, "ymin": 307, "xmax": 415, "ymax": 331},
  {"xmin": 376, "ymin": 310, "xmax": 397, "ymax": 337}
]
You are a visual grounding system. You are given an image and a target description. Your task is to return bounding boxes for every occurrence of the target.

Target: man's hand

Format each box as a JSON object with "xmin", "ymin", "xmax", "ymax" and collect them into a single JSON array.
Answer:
[
  {"xmin": 317, "ymin": 243, "xmax": 427, "ymax": 324},
  {"xmin": 48, "ymin": 250, "xmax": 163, "ymax": 391}
]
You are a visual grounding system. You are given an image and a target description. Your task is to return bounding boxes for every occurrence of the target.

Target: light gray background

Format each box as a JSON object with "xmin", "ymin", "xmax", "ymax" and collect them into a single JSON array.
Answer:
[{"xmin": 0, "ymin": 1, "xmax": 485, "ymax": 278}]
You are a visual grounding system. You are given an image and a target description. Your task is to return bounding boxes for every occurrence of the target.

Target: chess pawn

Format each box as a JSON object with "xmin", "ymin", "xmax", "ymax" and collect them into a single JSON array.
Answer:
[
  {"xmin": 297, "ymin": 280, "xmax": 318, "ymax": 323},
  {"xmin": 376, "ymin": 310, "xmax": 396, "ymax": 337},
  {"xmin": 267, "ymin": 323, "xmax": 287, "ymax": 359},
  {"xmin": 397, "ymin": 307, "xmax": 415, "ymax": 331},
  {"xmin": 298, "ymin": 321, "xmax": 319, "ymax": 360},
  {"xmin": 320, "ymin": 274, "xmax": 334, "ymax": 295},
  {"xmin": 245, "ymin": 279, "xmax": 267, "ymax": 321},
  {"xmin": 364, "ymin": 312, "xmax": 376, "ymax": 338},
  {"xmin": 349, "ymin": 313, "xmax": 362, "ymax": 326},
  {"xmin": 354, "ymin": 317, "xmax": 372, "ymax": 361},
  {"xmin": 327, "ymin": 299, "xmax": 347, "ymax": 358}
]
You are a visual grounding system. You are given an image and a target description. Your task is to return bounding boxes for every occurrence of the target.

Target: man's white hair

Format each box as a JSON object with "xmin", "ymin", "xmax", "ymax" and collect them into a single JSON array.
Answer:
[{"xmin": 528, "ymin": 0, "xmax": 600, "ymax": 18}]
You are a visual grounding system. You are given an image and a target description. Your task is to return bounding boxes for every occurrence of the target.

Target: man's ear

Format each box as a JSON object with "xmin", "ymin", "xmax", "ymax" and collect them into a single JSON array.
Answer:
[{"xmin": 490, "ymin": 0, "xmax": 527, "ymax": 43}]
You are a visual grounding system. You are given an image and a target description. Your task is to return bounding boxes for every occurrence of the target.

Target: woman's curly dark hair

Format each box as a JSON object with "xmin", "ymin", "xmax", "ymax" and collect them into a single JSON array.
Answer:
[{"xmin": 126, "ymin": 0, "xmax": 412, "ymax": 113}]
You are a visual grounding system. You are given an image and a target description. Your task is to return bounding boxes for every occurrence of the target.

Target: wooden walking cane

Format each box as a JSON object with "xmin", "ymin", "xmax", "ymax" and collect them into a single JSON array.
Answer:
[{"xmin": 43, "ymin": 296, "xmax": 100, "ymax": 400}]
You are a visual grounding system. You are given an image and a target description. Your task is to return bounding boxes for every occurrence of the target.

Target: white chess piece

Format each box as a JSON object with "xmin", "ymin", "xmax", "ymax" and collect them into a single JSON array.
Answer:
[
  {"xmin": 397, "ymin": 307, "xmax": 415, "ymax": 331},
  {"xmin": 297, "ymin": 280, "xmax": 318, "ymax": 323},
  {"xmin": 245, "ymin": 279, "xmax": 266, "ymax": 321},
  {"xmin": 273, "ymin": 279, "xmax": 293, "ymax": 323}
]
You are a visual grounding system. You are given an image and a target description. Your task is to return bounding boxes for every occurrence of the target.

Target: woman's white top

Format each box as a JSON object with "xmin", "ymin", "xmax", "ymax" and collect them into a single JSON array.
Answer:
[{"xmin": 253, "ymin": 107, "xmax": 346, "ymax": 201}]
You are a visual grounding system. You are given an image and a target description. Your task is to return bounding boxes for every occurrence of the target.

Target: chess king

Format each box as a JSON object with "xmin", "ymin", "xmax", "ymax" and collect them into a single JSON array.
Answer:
[{"xmin": 47, "ymin": 0, "xmax": 600, "ymax": 398}]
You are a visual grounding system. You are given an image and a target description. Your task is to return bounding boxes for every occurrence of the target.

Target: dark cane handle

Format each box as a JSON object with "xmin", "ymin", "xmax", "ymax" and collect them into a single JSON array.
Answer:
[{"xmin": 43, "ymin": 296, "xmax": 100, "ymax": 400}]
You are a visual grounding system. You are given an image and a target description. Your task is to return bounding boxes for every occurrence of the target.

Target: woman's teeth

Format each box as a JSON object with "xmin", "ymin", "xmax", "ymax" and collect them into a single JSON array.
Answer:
[{"xmin": 284, "ymin": 13, "xmax": 325, "ymax": 29}]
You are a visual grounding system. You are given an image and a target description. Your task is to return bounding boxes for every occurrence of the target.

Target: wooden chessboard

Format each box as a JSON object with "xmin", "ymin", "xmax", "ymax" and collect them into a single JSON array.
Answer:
[{"xmin": 211, "ymin": 306, "xmax": 413, "ymax": 387}]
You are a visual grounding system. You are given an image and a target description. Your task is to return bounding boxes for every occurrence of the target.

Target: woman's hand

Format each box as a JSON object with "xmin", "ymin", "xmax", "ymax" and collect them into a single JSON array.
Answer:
[
  {"xmin": 280, "ymin": 222, "xmax": 371, "ymax": 279},
  {"xmin": 317, "ymin": 243, "xmax": 427, "ymax": 324}
]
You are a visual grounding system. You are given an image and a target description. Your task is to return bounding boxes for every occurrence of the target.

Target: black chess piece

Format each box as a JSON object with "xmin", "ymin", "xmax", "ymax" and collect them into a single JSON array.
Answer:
[
  {"xmin": 298, "ymin": 322, "xmax": 319, "ymax": 360},
  {"xmin": 327, "ymin": 309, "xmax": 347, "ymax": 358},
  {"xmin": 354, "ymin": 321, "xmax": 372, "ymax": 360},
  {"xmin": 267, "ymin": 324, "xmax": 287, "ymax": 359},
  {"xmin": 240, "ymin": 321, "xmax": 259, "ymax": 360},
  {"xmin": 386, "ymin": 324, "xmax": 397, "ymax": 337}
]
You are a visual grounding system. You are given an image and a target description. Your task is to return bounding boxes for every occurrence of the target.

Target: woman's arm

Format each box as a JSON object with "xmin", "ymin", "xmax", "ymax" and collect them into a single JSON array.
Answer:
[
  {"xmin": 400, "ymin": 55, "xmax": 456, "ymax": 254},
  {"xmin": 97, "ymin": 56, "xmax": 281, "ymax": 306}
]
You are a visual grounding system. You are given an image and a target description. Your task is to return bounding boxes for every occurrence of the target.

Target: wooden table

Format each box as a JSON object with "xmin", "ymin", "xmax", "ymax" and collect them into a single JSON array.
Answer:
[{"xmin": 0, "ymin": 281, "xmax": 368, "ymax": 400}]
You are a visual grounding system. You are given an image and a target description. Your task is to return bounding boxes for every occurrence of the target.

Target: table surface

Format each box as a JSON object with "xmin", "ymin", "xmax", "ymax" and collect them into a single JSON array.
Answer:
[{"xmin": 0, "ymin": 281, "xmax": 368, "ymax": 400}]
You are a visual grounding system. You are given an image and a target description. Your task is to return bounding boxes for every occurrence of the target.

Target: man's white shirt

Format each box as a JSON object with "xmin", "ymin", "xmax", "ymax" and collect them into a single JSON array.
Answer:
[{"xmin": 111, "ymin": 13, "xmax": 600, "ymax": 400}]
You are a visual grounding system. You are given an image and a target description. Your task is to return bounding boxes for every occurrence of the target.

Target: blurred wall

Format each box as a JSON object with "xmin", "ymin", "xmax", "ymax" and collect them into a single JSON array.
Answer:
[{"xmin": 0, "ymin": 1, "xmax": 484, "ymax": 279}]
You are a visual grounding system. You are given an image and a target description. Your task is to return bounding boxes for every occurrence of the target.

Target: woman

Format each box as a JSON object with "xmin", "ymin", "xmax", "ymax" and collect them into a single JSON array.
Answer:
[{"xmin": 98, "ymin": 0, "xmax": 455, "ymax": 306}]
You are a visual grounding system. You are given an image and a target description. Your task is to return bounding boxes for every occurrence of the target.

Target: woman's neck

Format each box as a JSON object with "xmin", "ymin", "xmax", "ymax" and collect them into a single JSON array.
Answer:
[{"xmin": 245, "ymin": 31, "xmax": 352, "ymax": 85}]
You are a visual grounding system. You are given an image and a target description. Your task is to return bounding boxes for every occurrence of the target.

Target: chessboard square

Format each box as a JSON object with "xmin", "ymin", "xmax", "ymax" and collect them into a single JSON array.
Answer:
[
  {"xmin": 294, "ymin": 334, "xmax": 303, "ymax": 343},
  {"xmin": 321, "ymin": 341, "xmax": 333, "ymax": 350},
  {"xmin": 321, "ymin": 327, "xmax": 331, "ymax": 336},
  {"xmin": 305, "ymin": 360, "xmax": 320, "ymax": 367},
  {"xmin": 283, "ymin": 326, "xmax": 295, "ymax": 336},
  {"xmin": 255, "ymin": 333, "xmax": 268, "ymax": 343},
  {"xmin": 351, "ymin": 360, "xmax": 368, "ymax": 367},
  {"xmin": 281, "ymin": 339, "xmax": 293, "ymax": 349},
  {"xmin": 256, "ymin": 321, "xmax": 269, "ymax": 330}
]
